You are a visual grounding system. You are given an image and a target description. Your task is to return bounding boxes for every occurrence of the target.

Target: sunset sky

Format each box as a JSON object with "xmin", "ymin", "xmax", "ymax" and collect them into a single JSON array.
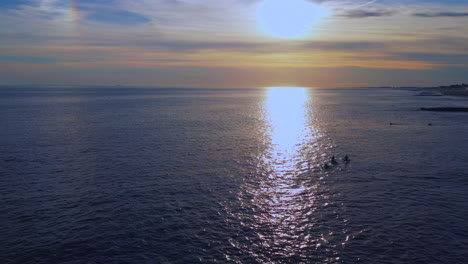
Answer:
[{"xmin": 1, "ymin": 0, "xmax": 467, "ymax": 88}]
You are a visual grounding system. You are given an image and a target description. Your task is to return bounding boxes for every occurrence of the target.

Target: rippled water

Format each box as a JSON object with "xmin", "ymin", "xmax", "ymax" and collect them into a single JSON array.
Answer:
[{"xmin": 1, "ymin": 87, "xmax": 467, "ymax": 263}]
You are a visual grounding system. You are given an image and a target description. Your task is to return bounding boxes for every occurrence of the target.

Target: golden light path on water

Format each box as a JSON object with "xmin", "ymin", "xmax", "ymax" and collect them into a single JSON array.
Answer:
[
  {"xmin": 258, "ymin": 87, "xmax": 322, "ymax": 258},
  {"xmin": 228, "ymin": 87, "xmax": 347, "ymax": 263},
  {"xmin": 266, "ymin": 87, "xmax": 312, "ymax": 176}
]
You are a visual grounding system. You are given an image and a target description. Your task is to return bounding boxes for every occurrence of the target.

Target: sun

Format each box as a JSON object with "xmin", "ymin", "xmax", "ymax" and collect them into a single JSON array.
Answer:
[{"xmin": 256, "ymin": 0, "xmax": 328, "ymax": 39}]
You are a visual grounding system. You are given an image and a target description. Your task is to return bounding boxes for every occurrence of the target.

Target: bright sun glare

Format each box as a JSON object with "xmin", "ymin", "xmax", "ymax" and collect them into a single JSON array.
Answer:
[
  {"xmin": 256, "ymin": 0, "xmax": 328, "ymax": 39},
  {"xmin": 266, "ymin": 87, "xmax": 308, "ymax": 152}
]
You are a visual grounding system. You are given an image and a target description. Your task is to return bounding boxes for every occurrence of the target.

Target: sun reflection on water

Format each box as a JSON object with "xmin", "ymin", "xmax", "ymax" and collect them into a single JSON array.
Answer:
[
  {"xmin": 227, "ymin": 87, "xmax": 348, "ymax": 263},
  {"xmin": 265, "ymin": 87, "xmax": 311, "ymax": 177}
]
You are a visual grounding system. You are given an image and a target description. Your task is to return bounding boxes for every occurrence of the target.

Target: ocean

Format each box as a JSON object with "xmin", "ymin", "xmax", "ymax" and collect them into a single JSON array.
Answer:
[{"xmin": 1, "ymin": 87, "xmax": 467, "ymax": 263}]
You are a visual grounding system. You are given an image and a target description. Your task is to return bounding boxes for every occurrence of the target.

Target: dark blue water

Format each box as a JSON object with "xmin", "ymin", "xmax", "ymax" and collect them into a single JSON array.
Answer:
[{"xmin": 1, "ymin": 87, "xmax": 467, "ymax": 263}]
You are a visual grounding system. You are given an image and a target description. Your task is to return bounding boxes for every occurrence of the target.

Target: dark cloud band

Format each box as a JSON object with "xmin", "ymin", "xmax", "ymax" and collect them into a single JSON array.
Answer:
[
  {"xmin": 336, "ymin": 9, "xmax": 395, "ymax": 18},
  {"xmin": 412, "ymin": 12, "xmax": 468, "ymax": 17}
]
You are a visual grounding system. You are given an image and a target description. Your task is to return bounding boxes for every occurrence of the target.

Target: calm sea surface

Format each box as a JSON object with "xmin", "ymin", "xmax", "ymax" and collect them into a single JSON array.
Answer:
[{"xmin": 1, "ymin": 87, "xmax": 467, "ymax": 263}]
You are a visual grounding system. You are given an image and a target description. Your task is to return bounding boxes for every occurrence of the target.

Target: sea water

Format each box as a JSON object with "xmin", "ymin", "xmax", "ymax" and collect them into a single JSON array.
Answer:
[{"xmin": 1, "ymin": 87, "xmax": 467, "ymax": 263}]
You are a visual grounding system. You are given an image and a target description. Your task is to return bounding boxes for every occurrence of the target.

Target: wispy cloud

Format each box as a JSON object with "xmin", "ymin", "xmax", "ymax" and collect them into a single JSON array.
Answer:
[
  {"xmin": 336, "ymin": 9, "xmax": 395, "ymax": 18},
  {"xmin": 412, "ymin": 12, "xmax": 468, "ymax": 18},
  {"xmin": 86, "ymin": 9, "xmax": 150, "ymax": 25},
  {"xmin": 0, "ymin": 55, "xmax": 59, "ymax": 64},
  {"xmin": 0, "ymin": 55, "xmax": 108, "ymax": 64},
  {"xmin": 83, "ymin": 39, "xmax": 386, "ymax": 53},
  {"xmin": 0, "ymin": 0, "xmax": 30, "ymax": 10},
  {"xmin": 390, "ymin": 52, "xmax": 468, "ymax": 66}
]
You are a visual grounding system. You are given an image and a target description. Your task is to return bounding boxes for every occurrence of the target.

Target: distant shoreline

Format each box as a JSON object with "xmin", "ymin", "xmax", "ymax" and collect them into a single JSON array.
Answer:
[
  {"xmin": 414, "ymin": 84, "xmax": 468, "ymax": 112},
  {"xmin": 421, "ymin": 84, "xmax": 468, "ymax": 97}
]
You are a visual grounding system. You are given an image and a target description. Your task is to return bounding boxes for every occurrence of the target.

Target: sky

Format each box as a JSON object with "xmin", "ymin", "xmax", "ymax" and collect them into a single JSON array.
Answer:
[{"xmin": 0, "ymin": 0, "xmax": 467, "ymax": 88}]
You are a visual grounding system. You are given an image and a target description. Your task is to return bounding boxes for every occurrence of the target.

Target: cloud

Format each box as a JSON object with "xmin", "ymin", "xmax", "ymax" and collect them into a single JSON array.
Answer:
[
  {"xmin": 86, "ymin": 9, "xmax": 150, "ymax": 25},
  {"xmin": 0, "ymin": 55, "xmax": 59, "ymax": 64},
  {"xmin": 84, "ymin": 39, "xmax": 386, "ymax": 53},
  {"xmin": 412, "ymin": 12, "xmax": 468, "ymax": 17},
  {"xmin": 390, "ymin": 52, "xmax": 468, "ymax": 65},
  {"xmin": 303, "ymin": 41, "xmax": 385, "ymax": 50},
  {"xmin": 3, "ymin": 63, "xmax": 468, "ymax": 88},
  {"xmin": 336, "ymin": 9, "xmax": 395, "ymax": 18},
  {"xmin": 0, "ymin": 0, "xmax": 30, "ymax": 10},
  {"xmin": 0, "ymin": 55, "xmax": 109, "ymax": 64}
]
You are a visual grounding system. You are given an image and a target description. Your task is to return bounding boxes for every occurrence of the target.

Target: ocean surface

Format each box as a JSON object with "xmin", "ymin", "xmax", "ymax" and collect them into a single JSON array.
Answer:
[{"xmin": 1, "ymin": 87, "xmax": 467, "ymax": 264}]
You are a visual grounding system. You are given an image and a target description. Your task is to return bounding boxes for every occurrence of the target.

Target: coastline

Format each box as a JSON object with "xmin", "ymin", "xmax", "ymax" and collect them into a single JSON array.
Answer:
[
  {"xmin": 413, "ymin": 84, "xmax": 468, "ymax": 112},
  {"xmin": 421, "ymin": 85, "xmax": 468, "ymax": 97}
]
